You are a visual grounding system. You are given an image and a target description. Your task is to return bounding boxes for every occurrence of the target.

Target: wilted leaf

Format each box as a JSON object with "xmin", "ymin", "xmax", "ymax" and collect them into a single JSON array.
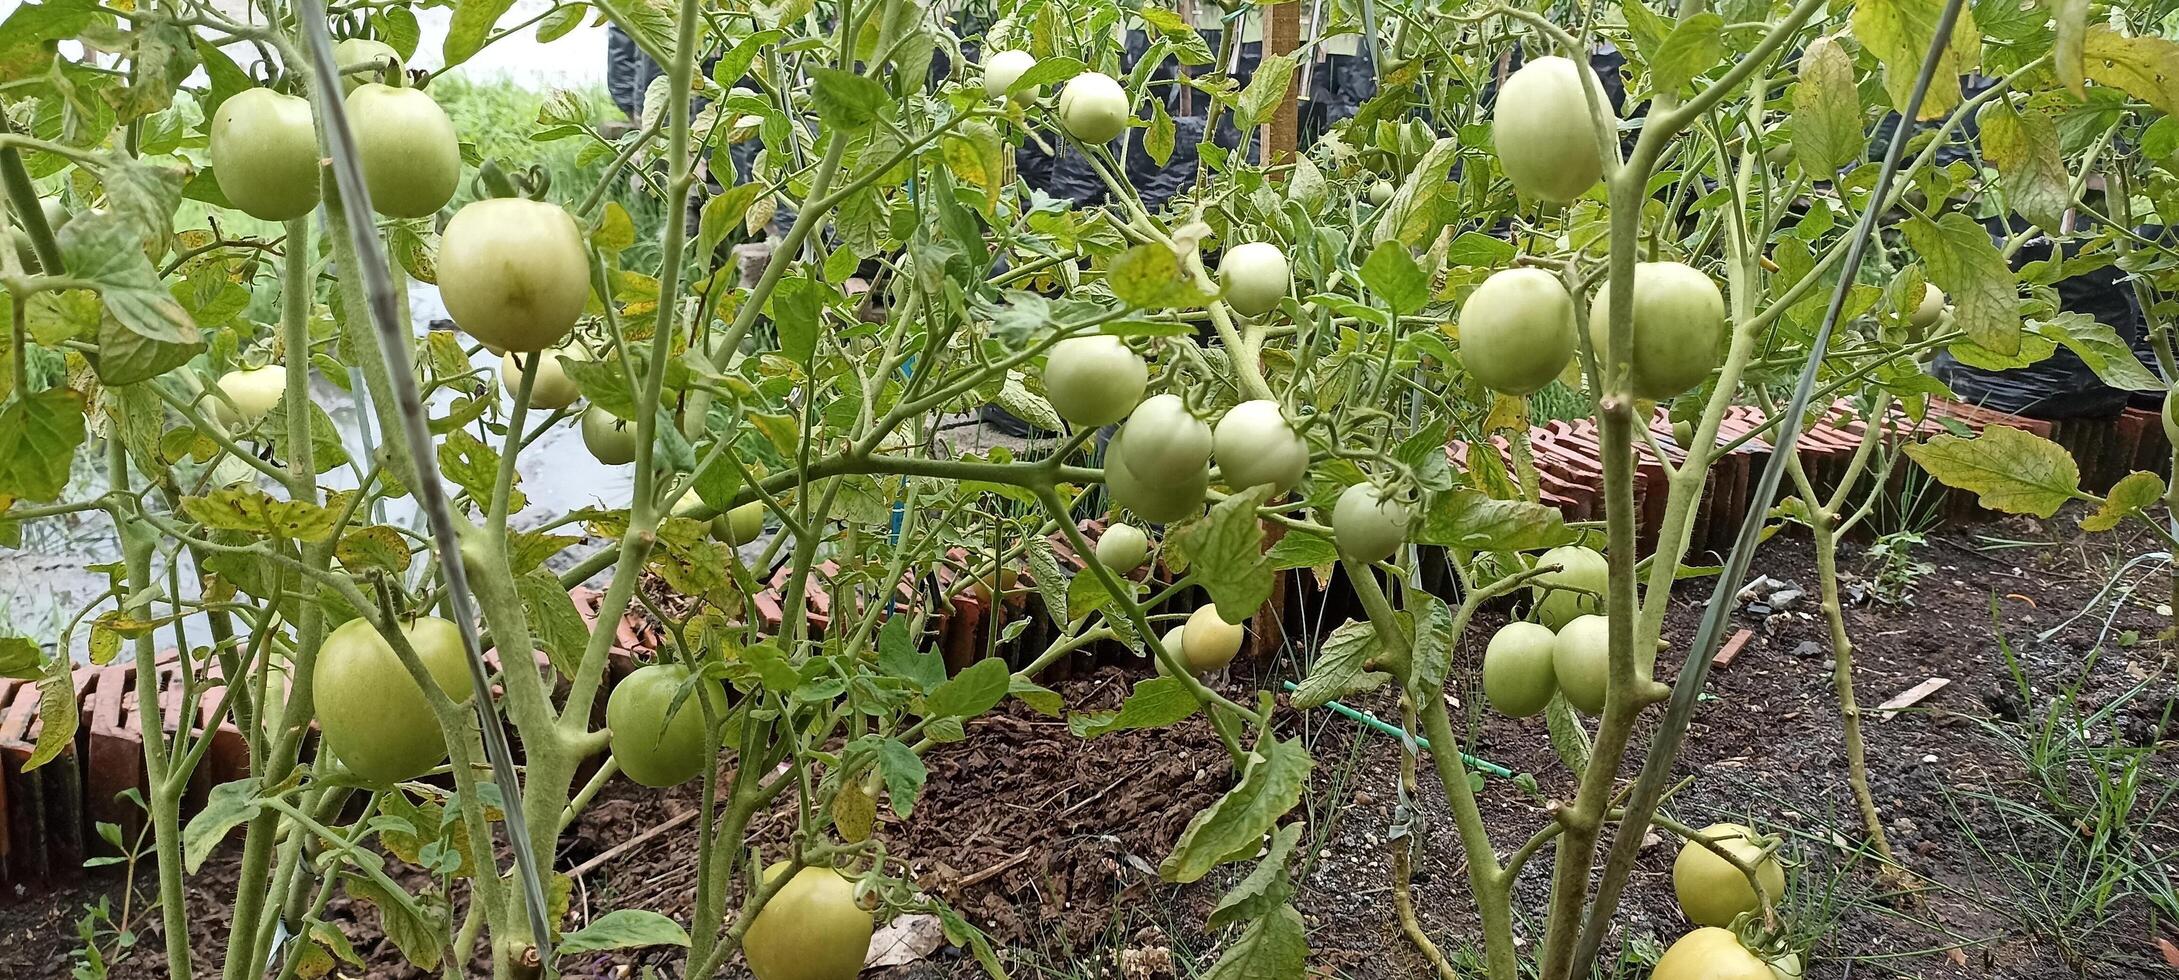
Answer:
[{"xmin": 1903, "ymin": 426, "xmax": 2080, "ymax": 518}]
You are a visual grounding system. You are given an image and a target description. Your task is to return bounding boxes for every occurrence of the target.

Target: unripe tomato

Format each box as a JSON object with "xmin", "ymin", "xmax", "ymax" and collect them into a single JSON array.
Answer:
[
  {"xmin": 1117, "ymin": 394, "xmax": 1213, "ymax": 477},
  {"xmin": 210, "ymin": 365, "xmax": 287, "ymax": 428},
  {"xmin": 1674, "ymin": 822, "xmax": 1785, "ymax": 928},
  {"xmin": 1181, "ymin": 605, "xmax": 1245, "ymax": 674},
  {"xmin": 1551, "ymin": 614, "xmax": 1610, "ymax": 715},
  {"xmin": 2165, "ymin": 390, "xmax": 2179, "ymax": 446},
  {"xmin": 1493, "ymin": 56, "xmax": 1614, "ymax": 203},
  {"xmin": 1218, "ymin": 242, "xmax": 1291, "ymax": 317},
  {"xmin": 717, "ymin": 501, "xmax": 766, "ymax": 545},
  {"xmin": 1155, "ymin": 625, "xmax": 1189, "ymax": 677},
  {"xmin": 333, "ymin": 37, "xmax": 403, "ymax": 93},
  {"xmin": 1530, "ymin": 545, "xmax": 1606, "ymax": 628},
  {"xmin": 1481, "ymin": 621, "xmax": 1557, "ymax": 717},
  {"xmin": 1588, "ymin": 262, "xmax": 1726, "ymax": 400},
  {"xmin": 982, "ymin": 49, "xmax": 1038, "ymax": 101},
  {"xmin": 671, "ymin": 486, "xmax": 717, "ymax": 522},
  {"xmin": 743, "ymin": 863, "xmax": 874, "ymax": 980},
  {"xmin": 1459, "ymin": 267, "xmax": 1577, "ymax": 394},
  {"xmin": 1057, "ymin": 72, "xmax": 1130, "ymax": 144},
  {"xmin": 1652, "ymin": 927, "xmax": 1796, "ymax": 980},
  {"xmin": 1104, "ymin": 428, "xmax": 1209, "ymax": 524},
  {"xmin": 606, "ymin": 663, "xmax": 714, "ymax": 787},
  {"xmin": 1095, "ymin": 522, "xmax": 1151, "ymax": 573},
  {"xmin": 313, "ymin": 617, "xmax": 471, "ymax": 784},
  {"xmin": 1910, "ymin": 282, "xmax": 1945, "ymax": 331},
  {"xmin": 210, "ymin": 88, "xmax": 321, "ymax": 221},
  {"xmin": 40, "ymin": 198, "xmax": 68, "ymax": 233},
  {"xmin": 347, "ymin": 83, "xmax": 461, "ymax": 219},
  {"xmin": 582, "ymin": 407, "xmax": 639, "ymax": 465},
  {"xmin": 1332, "ymin": 483, "xmax": 1410, "ymax": 563},
  {"xmin": 438, "ymin": 198, "xmax": 591, "ymax": 352},
  {"xmin": 1213, "ymin": 399, "xmax": 1309, "ymax": 492},
  {"xmin": 1042, "ymin": 334, "xmax": 1147, "ymax": 428},
  {"xmin": 1368, "ymin": 180, "xmax": 1394, "ymax": 206},
  {"xmin": 501, "ymin": 347, "xmax": 583, "ymax": 410}
]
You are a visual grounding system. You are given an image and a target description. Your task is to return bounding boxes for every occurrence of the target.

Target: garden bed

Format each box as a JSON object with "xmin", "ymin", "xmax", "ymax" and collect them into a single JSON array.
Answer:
[{"xmin": 2, "ymin": 512, "xmax": 2171, "ymax": 979}]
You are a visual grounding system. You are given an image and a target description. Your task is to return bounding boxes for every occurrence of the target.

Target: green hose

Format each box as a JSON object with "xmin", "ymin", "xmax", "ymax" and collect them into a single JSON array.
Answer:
[{"xmin": 1280, "ymin": 681, "xmax": 1517, "ymax": 779}]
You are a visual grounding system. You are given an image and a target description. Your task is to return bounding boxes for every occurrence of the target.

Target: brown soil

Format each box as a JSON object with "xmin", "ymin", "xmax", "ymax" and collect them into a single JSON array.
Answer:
[{"xmin": 2, "ymin": 512, "xmax": 2174, "ymax": 979}]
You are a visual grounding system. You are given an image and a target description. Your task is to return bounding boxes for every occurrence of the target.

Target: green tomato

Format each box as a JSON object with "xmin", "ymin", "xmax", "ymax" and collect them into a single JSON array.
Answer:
[
  {"xmin": 1117, "ymin": 394, "xmax": 1213, "ymax": 478},
  {"xmin": 717, "ymin": 501, "xmax": 766, "ymax": 545},
  {"xmin": 1105, "ymin": 427, "xmax": 1209, "ymax": 524},
  {"xmin": 1154, "ymin": 625, "xmax": 1189, "ymax": 677},
  {"xmin": 1042, "ymin": 334, "xmax": 1147, "ymax": 428},
  {"xmin": 1531, "ymin": 545, "xmax": 1607, "ymax": 628},
  {"xmin": 1218, "ymin": 242, "xmax": 1291, "ymax": 317},
  {"xmin": 743, "ymin": 863, "xmax": 874, "ymax": 980},
  {"xmin": 347, "ymin": 83, "xmax": 461, "ymax": 219},
  {"xmin": 1493, "ymin": 56, "xmax": 1614, "ymax": 204},
  {"xmin": 210, "ymin": 365, "xmax": 287, "ymax": 428},
  {"xmin": 1213, "ymin": 399, "xmax": 1308, "ymax": 493},
  {"xmin": 1588, "ymin": 262, "xmax": 1726, "ymax": 400},
  {"xmin": 1181, "ymin": 605, "xmax": 1245, "ymax": 674},
  {"xmin": 1910, "ymin": 282, "xmax": 1945, "ymax": 332},
  {"xmin": 606, "ymin": 663, "xmax": 714, "ymax": 787},
  {"xmin": 1368, "ymin": 180, "xmax": 1395, "ymax": 206},
  {"xmin": 1551, "ymin": 614, "xmax": 1610, "ymax": 715},
  {"xmin": 210, "ymin": 88, "xmax": 321, "ymax": 221},
  {"xmin": 982, "ymin": 49, "xmax": 1038, "ymax": 101},
  {"xmin": 1673, "ymin": 822, "xmax": 1786, "ymax": 928},
  {"xmin": 1095, "ymin": 522, "xmax": 1151, "ymax": 573},
  {"xmin": 1482, "ymin": 621, "xmax": 1558, "ymax": 717},
  {"xmin": 1057, "ymin": 72, "xmax": 1131, "ymax": 144},
  {"xmin": 313, "ymin": 617, "xmax": 471, "ymax": 784},
  {"xmin": 1332, "ymin": 482, "xmax": 1410, "ymax": 563},
  {"xmin": 1459, "ymin": 267, "xmax": 1577, "ymax": 394},
  {"xmin": 1652, "ymin": 928, "xmax": 1797, "ymax": 980},
  {"xmin": 501, "ymin": 346, "xmax": 583, "ymax": 410},
  {"xmin": 333, "ymin": 37, "xmax": 404, "ymax": 92},
  {"xmin": 582, "ymin": 406, "xmax": 639, "ymax": 465},
  {"xmin": 438, "ymin": 198, "xmax": 591, "ymax": 352}
]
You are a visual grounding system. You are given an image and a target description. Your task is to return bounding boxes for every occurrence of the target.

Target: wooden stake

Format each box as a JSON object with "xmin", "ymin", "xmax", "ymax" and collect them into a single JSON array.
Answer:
[{"xmin": 1266, "ymin": 0, "xmax": 1301, "ymax": 167}]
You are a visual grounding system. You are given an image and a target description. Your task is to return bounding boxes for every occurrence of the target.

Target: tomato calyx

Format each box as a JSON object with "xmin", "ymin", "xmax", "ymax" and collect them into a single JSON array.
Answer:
[{"xmin": 472, "ymin": 158, "xmax": 554, "ymax": 202}]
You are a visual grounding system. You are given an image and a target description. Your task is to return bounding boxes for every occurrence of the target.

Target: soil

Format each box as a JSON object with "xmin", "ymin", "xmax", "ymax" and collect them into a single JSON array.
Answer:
[{"xmin": 2, "ymin": 510, "xmax": 2174, "ymax": 979}]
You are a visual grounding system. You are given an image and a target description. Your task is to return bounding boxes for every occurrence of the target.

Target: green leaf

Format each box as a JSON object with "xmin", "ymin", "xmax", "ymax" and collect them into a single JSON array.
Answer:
[
  {"xmin": 340, "ymin": 874, "xmax": 447, "ymax": 971},
  {"xmin": 0, "ymin": 0, "xmax": 105, "ymax": 80},
  {"xmin": 1979, "ymin": 100, "xmax": 2069, "ymax": 232},
  {"xmin": 1372, "ymin": 137, "xmax": 1460, "ymax": 249},
  {"xmin": 1649, "ymin": 12, "xmax": 1723, "ymax": 94},
  {"xmin": 872, "ymin": 736, "xmax": 926, "ymax": 817},
  {"xmin": 1620, "ymin": 0, "xmax": 1670, "ymax": 63},
  {"xmin": 0, "ymin": 387, "xmax": 87, "ymax": 502},
  {"xmin": 60, "ymin": 211, "xmax": 198, "ymax": 353},
  {"xmin": 1903, "ymin": 426, "xmax": 2080, "ymax": 518},
  {"xmin": 1200, "ymin": 904, "xmax": 1308, "ymax": 980},
  {"xmin": 442, "ymin": 0, "xmax": 515, "ymax": 67},
  {"xmin": 1443, "ymin": 231, "xmax": 1516, "ymax": 268},
  {"xmin": 559, "ymin": 355, "xmax": 639, "ymax": 420},
  {"xmin": 24, "ymin": 660, "xmax": 76, "ymax": 772},
  {"xmin": 710, "ymin": 29, "xmax": 781, "ymax": 89},
  {"xmin": 1109, "ymin": 243, "xmax": 1217, "ymax": 309},
  {"xmin": 183, "ymin": 778, "xmax": 262, "ymax": 873},
  {"xmin": 519, "ymin": 570, "xmax": 591, "ymax": 678},
  {"xmin": 1159, "ymin": 737, "xmax": 1312, "ymax": 883},
  {"xmin": 1360, "ymin": 242, "xmax": 1426, "ymax": 317},
  {"xmin": 0, "ymin": 637, "xmax": 39, "ymax": 679},
  {"xmin": 1417, "ymin": 489, "xmax": 1578, "ymax": 552},
  {"xmin": 1068, "ymin": 675, "xmax": 1198, "ymax": 738},
  {"xmin": 558, "ymin": 909, "xmax": 691, "ymax": 954},
  {"xmin": 1234, "ymin": 52, "xmax": 1299, "ymax": 130},
  {"xmin": 809, "ymin": 66, "xmax": 888, "ymax": 129},
  {"xmin": 589, "ymin": 0, "xmax": 676, "ymax": 66},
  {"xmin": 1008, "ymin": 675, "xmax": 1062, "ymax": 716},
  {"xmin": 2080, "ymin": 25, "xmax": 2179, "ymax": 117},
  {"xmin": 1405, "ymin": 591, "xmax": 1458, "ymax": 698},
  {"xmin": 1901, "ymin": 212, "xmax": 2019, "ymax": 356},
  {"xmin": 832, "ymin": 779, "xmax": 876, "ymax": 842},
  {"xmin": 180, "ymin": 485, "xmax": 337, "ymax": 542},
  {"xmin": 335, "ymin": 525, "xmax": 411, "ymax": 576},
  {"xmin": 1170, "ymin": 486, "xmax": 1273, "ymax": 624},
  {"xmin": 1145, "ymin": 97, "xmax": 1176, "ymax": 167},
  {"xmin": 2082, "ymin": 471, "xmax": 2163, "ymax": 532},
  {"xmin": 1851, "ymin": 0, "xmax": 1980, "ymax": 121},
  {"xmin": 1011, "ymin": 55, "xmax": 1086, "ymax": 92},
  {"xmin": 1790, "ymin": 36, "xmax": 1862, "ymax": 175},
  {"xmin": 265, "ymin": 400, "xmax": 353, "ymax": 476},
  {"xmin": 1265, "ymin": 528, "xmax": 1338, "ymax": 571},
  {"xmin": 2035, "ymin": 313, "xmax": 2160, "ymax": 392},
  {"xmin": 2053, "ymin": 0, "xmax": 2088, "ymax": 98},
  {"xmin": 771, "ymin": 276, "xmax": 822, "ymax": 362},
  {"xmin": 438, "ymin": 429, "xmax": 525, "ymax": 512},
  {"xmin": 926, "ymin": 656, "xmax": 1009, "ymax": 718},
  {"xmin": 875, "ymin": 616, "xmax": 945, "ymax": 691},
  {"xmin": 1207, "ymin": 823, "xmax": 1303, "ymax": 930},
  {"xmin": 1289, "ymin": 618, "xmax": 1392, "ymax": 709}
]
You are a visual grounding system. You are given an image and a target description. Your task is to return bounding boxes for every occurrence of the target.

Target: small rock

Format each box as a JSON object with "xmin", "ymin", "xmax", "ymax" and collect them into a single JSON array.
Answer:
[
  {"xmin": 1921, "ymin": 754, "xmax": 1938, "ymax": 764},
  {"xmin": 1769, "ymin": 589, "xmax": 1805, "ymax": 609},
  {"xmin": 1792, "ymin": 641, "xmax": 1823, "ymax": 659},
  {"xmin": 1746, "ymin": 603, "xmax": 1773, "ymax": 616}
]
